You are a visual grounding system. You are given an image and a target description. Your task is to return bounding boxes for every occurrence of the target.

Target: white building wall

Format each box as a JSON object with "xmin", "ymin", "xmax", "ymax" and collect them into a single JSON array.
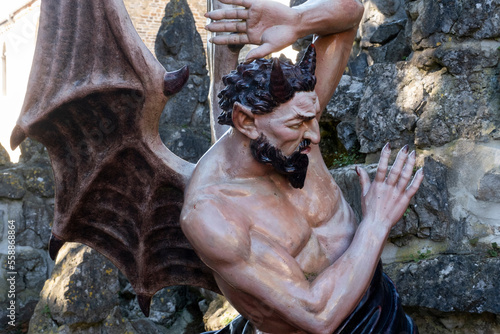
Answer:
[{"xmin": 0, "ymin": 0, "xmax": 40, "ymax": 162}]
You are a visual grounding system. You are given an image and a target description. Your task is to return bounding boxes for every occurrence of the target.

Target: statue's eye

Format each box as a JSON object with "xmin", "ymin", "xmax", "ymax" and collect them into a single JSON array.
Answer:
[{"xmin": 288, "ymin": 123, "xmax": 302, "ymax": 130}]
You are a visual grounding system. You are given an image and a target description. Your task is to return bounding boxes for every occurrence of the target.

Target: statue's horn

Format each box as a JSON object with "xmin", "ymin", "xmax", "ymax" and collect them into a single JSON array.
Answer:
[
  {"xmin": 10, "ymin": 125, "xmax": 26, "ymax": 150},
  {"xmin": 163, "ymin": 65, "xmax": 189, "ymax": 96},
  {"xmin": 49, "ymin": 233, "xmax": 66, "ymax": 261},
  {"xmin": 298, "ymin": 44, "xmax": 316, "ymax": 75},
  {"xmin": 270, "ymin": 58, "xmax": 294, "ymax": 103}
]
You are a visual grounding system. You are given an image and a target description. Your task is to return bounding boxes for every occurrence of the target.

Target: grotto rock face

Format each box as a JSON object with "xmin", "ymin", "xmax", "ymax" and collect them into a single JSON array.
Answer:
[
  {"xmin": 155, "ymin": 0, "xmax": 211, "ymax": 163},
  {"xmin": 324, "ymin": 0, "xmax": 500, "ymax": 331},
  {"xmin": 28, "ymin": 243, "xmax": 206, "ymax": 334},
  {"xmin": 0, "ymin": 140, "xmax": 54, "ymax": 331},
  {"xmin": 356, "ymin": 63, "xmax": 419, "ymax": 153},
  {"xmin": 2, "ymin": 0, "xmax": 500, "ymax": 333}
]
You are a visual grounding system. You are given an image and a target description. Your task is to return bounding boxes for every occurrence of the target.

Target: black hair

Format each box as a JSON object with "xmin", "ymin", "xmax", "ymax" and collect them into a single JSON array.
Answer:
[{"xmin": 217, "ymin": 46, "xmax": 317, "ymax": 126}]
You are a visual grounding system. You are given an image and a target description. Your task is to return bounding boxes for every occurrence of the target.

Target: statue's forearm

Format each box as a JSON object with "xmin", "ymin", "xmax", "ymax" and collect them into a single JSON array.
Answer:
[
  {"xmin": 293, "ymin": 0, "xmax": 364, "ymax": 38},
  {"xmin": 304, "ymin": 220, "xmax": 390, "ymax": 333}
]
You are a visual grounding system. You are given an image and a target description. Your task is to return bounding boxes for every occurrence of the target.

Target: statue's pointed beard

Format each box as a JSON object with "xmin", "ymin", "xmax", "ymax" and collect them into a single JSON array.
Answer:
[{"xmin": 250, "ymin": 134, "xmax": 310, "ymax": 189}]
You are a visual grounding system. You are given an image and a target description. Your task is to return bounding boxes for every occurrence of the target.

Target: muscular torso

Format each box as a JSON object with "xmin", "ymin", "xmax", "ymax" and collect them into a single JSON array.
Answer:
[{"xmin": 183, "ymin": 139, "xmax": 358, "ymax": 333}]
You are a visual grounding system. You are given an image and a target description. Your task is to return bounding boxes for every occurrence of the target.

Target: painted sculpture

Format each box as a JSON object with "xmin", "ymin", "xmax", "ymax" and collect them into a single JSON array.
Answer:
[{"xmin": 11, "ymin": 0, "xmax": 423, "ymax": 332}]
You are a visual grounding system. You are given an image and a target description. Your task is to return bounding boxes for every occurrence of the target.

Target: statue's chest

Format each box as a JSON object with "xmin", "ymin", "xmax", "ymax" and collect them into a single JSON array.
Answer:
[
  {"xmin": 248, "ymin": 195, "xmax": 313, "ymax": 256},
  {"xmin": 249, "ymin": 183, "xmax": 340, "ymax": 257},
  {"xmin": 286, "ymin": 174, "xmax": 342, "ymax": 227}
]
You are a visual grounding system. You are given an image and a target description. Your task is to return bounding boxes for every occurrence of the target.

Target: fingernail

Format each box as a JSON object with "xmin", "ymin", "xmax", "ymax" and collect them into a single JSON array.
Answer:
[
  {"xmin": 384, "ymin": 142, "xmax": 391, "ymax": 151},
  {"xmin": 402, "ymin": 144, "xmax": 409, "ymax": 153},
  {"xmin": 409, "ymin": 150, "xmax": 416, "ymax": 158},
  {"xmin": 355, "ymin": 166, "xmax": 360, "ymax": 176}
]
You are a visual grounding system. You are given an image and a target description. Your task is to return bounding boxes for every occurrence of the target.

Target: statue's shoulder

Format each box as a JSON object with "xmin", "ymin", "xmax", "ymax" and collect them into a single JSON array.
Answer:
[{"xmin": 181, "ymin": 180, "xmax": 253, "ymax": 264}]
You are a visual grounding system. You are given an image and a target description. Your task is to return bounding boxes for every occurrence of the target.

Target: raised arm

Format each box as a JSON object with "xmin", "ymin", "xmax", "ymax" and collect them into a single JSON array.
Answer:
[
  {"xmin": 205, "ymin": 0, "xmax": 364, "ymax": 114},
  {"xmin": 207, "ymin": 0, "xmax": 241, "ymax": 142}
]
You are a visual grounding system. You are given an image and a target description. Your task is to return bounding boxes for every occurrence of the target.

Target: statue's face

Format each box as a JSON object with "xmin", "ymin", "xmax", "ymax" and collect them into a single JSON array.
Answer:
[
  {"xmin": 254, "ymin": 91, "xmax": 321, "ymax": 156},
  {"xmin": 249, "ymin": 91, "xmax": 320, "ymax": 189}
]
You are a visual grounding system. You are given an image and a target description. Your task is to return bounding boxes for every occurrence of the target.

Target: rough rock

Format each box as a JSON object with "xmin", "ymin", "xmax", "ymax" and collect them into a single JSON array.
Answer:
[
  {"xmin": 0, "ymin": 209, "xmax": 4, "ymax": 240},
  {"xmin": 322, "ymin": 75, "xmax": 365, "ymax": 155},
  {"xmin": 330, "ymin": 165, "xmax": 366, "ymax": 223},
  {"xmin": 410, "ymin": 0, "xmax": 500, "ymax": 47},
  {"xmin": 353, "ymin": 60, "xmax": 499, "ymax": 152},
  {"xmin": 17, "ymin": 199, "xmax": 53, "ymax": 249},
  {"xmin": 370, "ymin": 19, "xmax": 406, "ymax": 44},
  {"xmin": 433, "ymin": 41, "xmax": 500, "ymax": 75},
  {"xmin": 0, "ymin": 170, "xmax": 26, "ymax": 199},
  {"xmin": 476, "ymin": 168, "xmax": 500, "ymax": 203},
  {"xmin": 414, "ymin": 68, "xmax": 500, "ymax": 148},
  {"xmin": 325, "ymin": 75, "xmax": 364, "ymax": 122},
  {"xmin": 385, "ymin": 254, "xmax": 500, "ymax": 314},
  {"xmin": 203, "ymin": 294, "xmax": 239, "ymax": 332},
  {"xmin": 0, "ymin": 248, "xmax": 51, "ymax": 327},
  {"xmin": 356, "ymin": 63, "xmax": 418, "ymax": 153},
  {"xmin": 366, "ymin": 19, "xmax": 412, "ymax": 63},
  {"xmin": 119, "ymin": 278, "xmax": 204, "ymax": 331},
  {"xmin": 406, "ymin": 308, "xmax": 500, "ymax": 334},
  {"xmin": 18, "ymin": 138, "xmax": 50, "ymax": 165},
  {"xmin": 28, "ymin": 242, "xmax": 207, "ymax": 333},
  {"xmin": 0, "ymin": 143, "xmax": 11, "ymax": 166},
  {"xmin": 22, "ymin": 166, "xmax": 55, "ymax": 198},
  {"xmin": 369, "ymin": 0, "xmax": 403, "ymax": 18},
  {"xmin": 28, "ymin": 243, "xmax": 121, "ymax": 333},
  {"xmin": 347, "ymin": 52, "xmax": 369, "ymax": 78},
  {"xmin": 155, "ymin": 0, "xmax": 211, "ymax": 163},
  {"xmin": 412, "ymin": 157, "xmax": 451, "ymax": 241}
]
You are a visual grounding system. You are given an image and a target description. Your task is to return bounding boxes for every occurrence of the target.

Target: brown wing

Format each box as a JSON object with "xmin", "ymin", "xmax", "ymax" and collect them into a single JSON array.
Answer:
[{"xmin": 10, "ymin": 0, "xmax": 219, "ymax": 316}]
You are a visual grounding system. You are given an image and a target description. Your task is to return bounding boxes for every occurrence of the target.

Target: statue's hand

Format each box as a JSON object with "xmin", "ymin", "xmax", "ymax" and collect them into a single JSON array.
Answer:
[
  {"xmin": 205, "ymin": 0, "xmax": 300, "ymax": 62},
  {"xmin": 356, "ymin": 144, "xmax": 424, "ymax": 231}
]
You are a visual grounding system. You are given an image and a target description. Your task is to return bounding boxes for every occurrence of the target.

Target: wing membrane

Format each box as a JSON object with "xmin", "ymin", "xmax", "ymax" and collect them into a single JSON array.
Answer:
[{"xmin": 12, "ymin": 0, "xmax": 219, "ymax": 315}]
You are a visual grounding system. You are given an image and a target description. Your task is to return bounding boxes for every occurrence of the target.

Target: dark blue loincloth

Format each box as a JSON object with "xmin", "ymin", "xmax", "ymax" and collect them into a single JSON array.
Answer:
[{"xmin": 202, "ymin": 263, "xmax": 417, "ymax": 334}]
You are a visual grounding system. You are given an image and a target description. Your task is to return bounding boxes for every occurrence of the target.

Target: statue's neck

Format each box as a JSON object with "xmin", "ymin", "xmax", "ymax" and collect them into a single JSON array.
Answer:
[{"xmin": 220, "ymin": 128, "xmax": 275, "ymax": 179}]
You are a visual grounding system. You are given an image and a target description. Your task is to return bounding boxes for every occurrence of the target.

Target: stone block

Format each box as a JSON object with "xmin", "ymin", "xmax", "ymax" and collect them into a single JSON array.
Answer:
[
  {"xmin": 356, "ymin": 63, "xmax": 418, "ymax": 153},
  {"xmin": 22, "ymin": 166, "xmax": 55, "ymax": 198},
  {"xmin": 385, "ymin": 254, "xmax": 500, "ymax": 314},
  {"xmin": 325, "ymin": 75, "xmax": 364, "ymax": 121},
  {"xmin": 31, "ymin": 243, "xmax": 121, "ymax": 328},
  {"xmin": 154, "ymin": 0, "xmax": 211, "ymax": 163},
  {"xmin": 415, "ymin": 68, "xmax": 500, "ymax": 147},
  {"xmin": 476, "ymin": 168, "xmax": 500, "ymax": 203},
  {"xmin": 411, "ymin": 0, "xmax": 500, "ymax": 46},
  {"xmin": 434, "ymin": 41, "xmax": 500, "ymax": 75},
  {"xmin": 19, "ymin": 138, "xmax": 50, "ymax": 165},
  {"xmin": 18, "ymin": 200, "xmax": 53, "ymax": 249},
  {"xmin": 0, "ymin": 248, "xmax": 50, "ymax": 330},
  {"xmin": 413, "ymin": 157, "xmax": 451, "ymax": 241},
  {"xmin": 0, "ymin": 171, "xmax": 25, "ymax": 199},
  {"xmin": 0, "ymin": 143, "xmax": 11, "ymax": 167}
]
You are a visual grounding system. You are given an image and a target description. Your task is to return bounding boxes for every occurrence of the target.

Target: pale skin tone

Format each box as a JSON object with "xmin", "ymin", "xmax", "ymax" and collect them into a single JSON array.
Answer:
[{"xmin": 181, "ymin": 1, "xmax": 424, "ymax": 333}]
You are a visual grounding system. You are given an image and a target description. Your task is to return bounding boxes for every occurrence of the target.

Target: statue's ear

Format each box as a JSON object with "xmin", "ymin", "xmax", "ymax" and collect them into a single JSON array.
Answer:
[{"xmin": 232, "ymin": 102, "xmax": 259, "ymax": 140}]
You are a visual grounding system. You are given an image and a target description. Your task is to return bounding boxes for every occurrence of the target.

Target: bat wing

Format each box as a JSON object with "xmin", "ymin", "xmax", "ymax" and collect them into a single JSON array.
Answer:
[{"xmin": 11, "ymin": 0, "xmax": 219, "ymax": 316}]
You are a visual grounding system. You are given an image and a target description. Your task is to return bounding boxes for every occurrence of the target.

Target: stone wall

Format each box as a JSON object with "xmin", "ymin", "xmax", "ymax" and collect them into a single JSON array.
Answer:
[
  {"xmin": 0, "ymin": 140, "xmax": 54, "ymax": 332},
  {"xmin": 1, "ymin": 0, "xmax": 499, "ymax": 333},
  {"xmin": 325, "ymin": 0, "xmax": 500, "ymax": 332}
]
